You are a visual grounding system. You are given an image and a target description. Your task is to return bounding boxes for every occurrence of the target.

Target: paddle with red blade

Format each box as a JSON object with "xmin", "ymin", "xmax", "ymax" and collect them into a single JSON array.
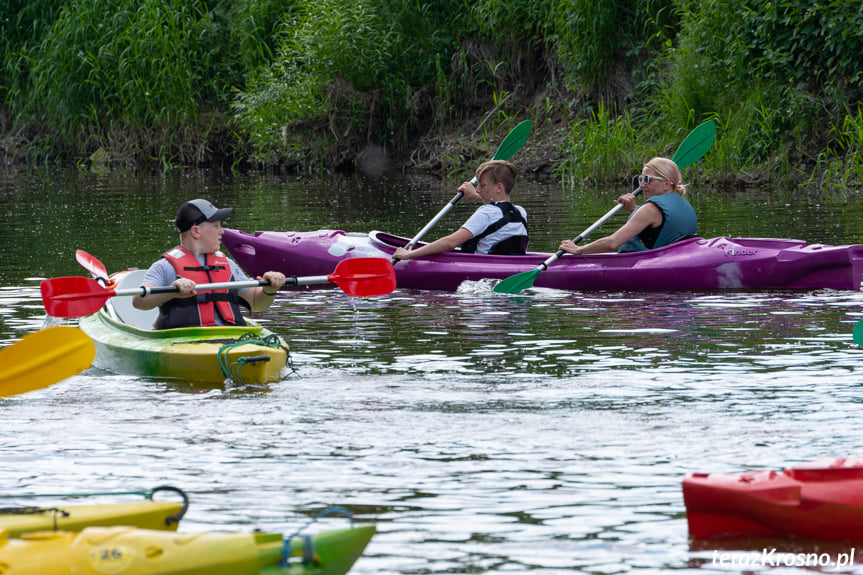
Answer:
[
  {"xmin": 42, "ymin": 257, "xmax": 397, "ymax": 318},
  {"xmin": 76, "ymin": 249, "xmax": 109, "ymax": 284}
]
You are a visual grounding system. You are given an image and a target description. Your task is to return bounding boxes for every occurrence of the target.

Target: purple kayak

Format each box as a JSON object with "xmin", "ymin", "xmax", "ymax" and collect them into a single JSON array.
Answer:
[{"xmin": 221, "ymin": 228, "xmax": 863, "ymax": 292}]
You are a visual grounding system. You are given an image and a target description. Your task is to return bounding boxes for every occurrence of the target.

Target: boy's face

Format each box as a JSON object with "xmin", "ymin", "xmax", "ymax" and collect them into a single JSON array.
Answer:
[
  {"xmin": 194, "ymin": 220, "xmax": 224, "ymax": 253},
  {"xmin": 476, "ymin": 174, "xmax": 503, "ymax": 204}
]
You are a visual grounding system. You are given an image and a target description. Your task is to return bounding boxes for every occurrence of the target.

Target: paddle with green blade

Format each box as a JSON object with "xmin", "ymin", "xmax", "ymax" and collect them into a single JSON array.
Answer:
[
  {"xmin": 42, "ymin": 257, "xmax": 398, "ymax": 318},
  {"xmin": 853, "ymin": 319, "xmax": 863, "ymax": 346},
  {"xmin": 493, "ymin": 119, "xmax": 717, "ymax": 295},
  {"xmin": 392, "ymin": 120, "xmax": 532, "ymax": 264},
  {"xmin": 0, "ymin": 327, "xmax": 95, "ymax": 398}
]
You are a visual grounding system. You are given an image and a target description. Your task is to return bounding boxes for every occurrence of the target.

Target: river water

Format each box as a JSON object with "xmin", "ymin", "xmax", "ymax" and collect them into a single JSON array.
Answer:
[{"xmin": 2, "ymin": 167, "xmax": 863, "ymax": 574}]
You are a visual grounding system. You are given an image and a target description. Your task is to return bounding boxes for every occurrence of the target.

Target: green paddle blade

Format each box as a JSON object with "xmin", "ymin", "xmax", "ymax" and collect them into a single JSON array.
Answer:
[
  {"xmin": 672, "ymin": 120, "xmax": 716, "ymax": 170},
  {"xmin": 493, "ymin": 269, "xmax": 540, "ymax": 295},
  {"xmin": 492, "ymin": 120, "xmax": 531, "ymax": 161},
  {"xmin": 853, "ymin": 318, "xmax": 863, "ymax": 346}
]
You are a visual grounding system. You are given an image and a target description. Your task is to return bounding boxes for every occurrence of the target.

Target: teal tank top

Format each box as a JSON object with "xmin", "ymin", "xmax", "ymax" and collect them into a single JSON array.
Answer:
[{"xmin": 618, "ymin": 193, "xmax": 697, "ymax": 253}]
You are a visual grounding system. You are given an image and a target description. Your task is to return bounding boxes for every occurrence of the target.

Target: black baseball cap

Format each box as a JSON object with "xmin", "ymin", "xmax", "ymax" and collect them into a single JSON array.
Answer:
[{"xmin": 175, "ymin": 199, "xmax": 233, "ymax": 233}]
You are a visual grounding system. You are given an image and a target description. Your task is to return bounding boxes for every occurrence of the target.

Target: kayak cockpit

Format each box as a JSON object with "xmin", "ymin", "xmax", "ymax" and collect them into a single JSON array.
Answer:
[{"xmin": 103, "ymin": 269, "xmax": 158, "ymax": 330}]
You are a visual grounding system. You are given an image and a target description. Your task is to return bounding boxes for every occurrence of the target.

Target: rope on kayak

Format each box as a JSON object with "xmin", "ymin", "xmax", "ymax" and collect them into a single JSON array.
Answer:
[
  {"xmin": 0, "ymin": 506, "xmax": 70, "ymax": 530},
  {"xmin": 0, "ymin": 489, "xmax": 150, "ymax": 500},
  {"xmin": 217, "ymin": 332, "xmax": 292, "ymax": 386},
  {"xmin": 279, "ymin": 506, "xmax": 355, "ymax": 567},
  {"xmin": 0, "ymin": 485, "xmax": 189, "ymax": 529}
]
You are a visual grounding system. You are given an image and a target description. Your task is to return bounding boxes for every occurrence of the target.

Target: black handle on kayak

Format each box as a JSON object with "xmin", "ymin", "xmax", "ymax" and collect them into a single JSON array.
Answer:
[{"xmin": 149, "ymin": 485, "xmax": 189, "ymax": 527}]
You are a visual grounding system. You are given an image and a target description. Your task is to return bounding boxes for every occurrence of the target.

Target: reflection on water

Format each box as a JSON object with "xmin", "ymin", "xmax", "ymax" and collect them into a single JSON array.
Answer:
[
  {"xmin": 262, "ymin": 284, "xmax": 863, "ymax": 382},
  {"xmin": 2, "ymin": 169, "xmax": 863, "ymax": 573}
]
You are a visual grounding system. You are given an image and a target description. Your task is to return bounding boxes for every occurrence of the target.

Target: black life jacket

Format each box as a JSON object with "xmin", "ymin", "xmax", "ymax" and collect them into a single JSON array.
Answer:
[
  {"xmin": 459, "ymin": 202, "xmax": 529, "ymax": 255},
  {"xmin": 154, "ymin": 247, "xmax": 248, "ymax": 330}
]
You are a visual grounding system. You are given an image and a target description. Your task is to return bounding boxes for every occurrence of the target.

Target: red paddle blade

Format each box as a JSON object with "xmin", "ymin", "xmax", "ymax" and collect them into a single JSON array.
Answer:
[
  {"xmin": 328, "ymin": 258, "xmax": 396, "ymax": 297},
  {"xmin": 75, "ymin": 250, "xmax": 108, "ymax": 280},
  {"xmin": 41, "ymin": 276, "xmax": 115, "ymax": 318}
]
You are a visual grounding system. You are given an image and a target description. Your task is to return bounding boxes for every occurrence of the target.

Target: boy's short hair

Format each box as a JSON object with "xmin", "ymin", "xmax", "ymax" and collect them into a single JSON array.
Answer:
[{"xmin": 475, "ymin": 160, "xmax": 518, "ymax": 194}]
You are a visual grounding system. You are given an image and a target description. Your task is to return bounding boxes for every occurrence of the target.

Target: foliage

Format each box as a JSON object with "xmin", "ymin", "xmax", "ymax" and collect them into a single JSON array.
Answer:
[
  {"xmin": 1, "ymin": 0, "xmax": 863, "ymax": 187},
  {"xmin": 0, "ymin": 0, "xmax": 65, "ymax": 108},
  {"xmin": 28, "ymin": 0, "xmax": 218, "ymax": 148},
  {"xmin": 655, "ymin": 0, "xmax": 863, "ymax": 185},
  {"xmin": 228, "ymin": 0, "xmax": 297, "ymax": 74},
  {"xmin": 469, "ymin": 0, "xmax": 556, "ymax": 89},
  {"xmin": 234, "ymin": 0, "xmax": 469, "ymax": 165},
  {"xmin": 560, "ymin": 105, "xmax": 642, "ymax": 186},
  {"xmin": 4, "ymin": 0, "xmax": 287, "ymax": 165},
  {"xmin": 554, "ymin": 0, "xmax": 678, "ymax": 95},
  {"xmin": 817, "ymin": 105, "xmax": 863, "ymax": 189}
]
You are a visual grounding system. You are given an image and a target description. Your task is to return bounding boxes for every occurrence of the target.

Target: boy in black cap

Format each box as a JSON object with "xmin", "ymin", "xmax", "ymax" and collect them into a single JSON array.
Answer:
[{"xmin": 133, "ymin": 199, "xmax": 286, "ymax": 329}]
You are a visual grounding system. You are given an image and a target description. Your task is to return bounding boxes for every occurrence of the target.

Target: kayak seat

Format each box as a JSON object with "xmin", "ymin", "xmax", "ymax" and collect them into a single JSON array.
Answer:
[{"xmin": 108, "ymin": 269, "xmax": 158, "ymax": 330}]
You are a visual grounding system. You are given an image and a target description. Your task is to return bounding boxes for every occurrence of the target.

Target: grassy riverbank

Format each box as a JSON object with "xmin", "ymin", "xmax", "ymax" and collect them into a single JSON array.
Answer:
[{"xmin": 1, "ymin": 0, "xmax": 861, "ymax": 189}]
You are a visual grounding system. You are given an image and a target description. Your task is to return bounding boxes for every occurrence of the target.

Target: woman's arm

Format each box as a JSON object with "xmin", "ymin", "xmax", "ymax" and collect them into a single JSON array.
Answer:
[{"xmin": 560, "ymin": 203, "xmax": 662, "ymax": 255}]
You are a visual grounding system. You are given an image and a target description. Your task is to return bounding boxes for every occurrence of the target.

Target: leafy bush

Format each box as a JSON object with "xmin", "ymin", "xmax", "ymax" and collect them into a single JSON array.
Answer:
[
  {"xmin": 16, "ymin": 0, "xmax": 288, "ymax": 164},
  {"xmin": 234, "ymin": 0, "xmax": 468, "ymax": 165},
  {"xmin": 655, "ymin": 0, "xmax": 863, "ymax": 185}
]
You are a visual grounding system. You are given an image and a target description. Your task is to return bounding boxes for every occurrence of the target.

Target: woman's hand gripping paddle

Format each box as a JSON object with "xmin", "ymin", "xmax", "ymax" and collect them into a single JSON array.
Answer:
[
  {"xmin": 392, "ymin": 120, "xmax": 532, "ymax": 264},
  {"xmin": 42, "ymin": 258, "xmax": 397, "ymax": 318},
  {"xmin": 493, "ymin": 120, "xmax": 717, "ymax": 295},
  {"xmin": 0, "ymin": 327, "xmax": 95, "ymax": 397}
]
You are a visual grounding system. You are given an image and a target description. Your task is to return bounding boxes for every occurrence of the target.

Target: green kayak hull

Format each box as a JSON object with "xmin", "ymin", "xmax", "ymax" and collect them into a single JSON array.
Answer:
[
  {"xmin": 79, "ymin": 309, "xmax": 289, "ymax": 384},
  {"xmin": 0, "ymin": 524, "xmax": 375, "ymax": 574}
]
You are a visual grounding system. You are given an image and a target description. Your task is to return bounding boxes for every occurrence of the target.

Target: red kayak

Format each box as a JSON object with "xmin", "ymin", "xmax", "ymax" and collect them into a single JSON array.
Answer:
[{"xmin": 683, "ymin": 458, "xmax": 863, "ymax": 541}]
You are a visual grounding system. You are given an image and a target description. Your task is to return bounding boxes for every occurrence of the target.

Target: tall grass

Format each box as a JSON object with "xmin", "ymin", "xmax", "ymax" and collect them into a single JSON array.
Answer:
[
  {"xmin": 0, "ymin": 0, "xmax": 64, "ymax": 119},
  {"xmin": 560, "ymin": 105, "xmax": 642, "ymax": 187},
  {"xmin": 27, "ymin": 0, "xmax": 220, "ymax": 160},
  {"xmin": 1, "ymin": 0, "xmax": 862, "ymax": 187},
  {"xmin": 814, "ymin": 106, "xmax": 863, "ymax": 190},
  {"xmin": 7, "ymin": 0, "xmax": 284, "ymax": 166},
  {"xmin": 233, "ymin": 0, "xmax": 474, "ymax": 166}
]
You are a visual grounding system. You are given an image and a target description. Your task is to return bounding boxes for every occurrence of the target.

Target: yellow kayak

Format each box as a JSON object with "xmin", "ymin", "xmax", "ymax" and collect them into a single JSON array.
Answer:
[
  {"xmin": 78, "ymin": 270, "xmax": 289, "ymax": 385},
  {"xmin": 0, "ymin": 523, "xmax": 375, "ymax": 575},
  {"xmin": 0, "ymin": 487, "xmax": 188, "ymax": 537}
]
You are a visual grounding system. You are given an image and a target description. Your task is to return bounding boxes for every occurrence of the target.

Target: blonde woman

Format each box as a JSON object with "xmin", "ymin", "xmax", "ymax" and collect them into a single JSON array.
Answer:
[{"xmin": 560, "ymin": 157, "xmax": 696, "ymax": 255}]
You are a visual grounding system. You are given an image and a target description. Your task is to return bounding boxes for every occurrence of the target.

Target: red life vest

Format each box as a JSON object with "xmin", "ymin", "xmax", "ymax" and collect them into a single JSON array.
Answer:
[{"xmin": 155, "ymin": 247, "xmax": 246, "ymax": 329}]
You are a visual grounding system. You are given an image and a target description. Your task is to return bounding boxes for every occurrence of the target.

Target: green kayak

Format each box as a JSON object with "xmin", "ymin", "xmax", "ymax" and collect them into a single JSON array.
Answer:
[
  {"xmin": 78, "ymin": 269, "xmax": 289, "ymax": 384},
  {"xmin": 0, "ymin": 524, "xmax": 375, "ymax": 575}
]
